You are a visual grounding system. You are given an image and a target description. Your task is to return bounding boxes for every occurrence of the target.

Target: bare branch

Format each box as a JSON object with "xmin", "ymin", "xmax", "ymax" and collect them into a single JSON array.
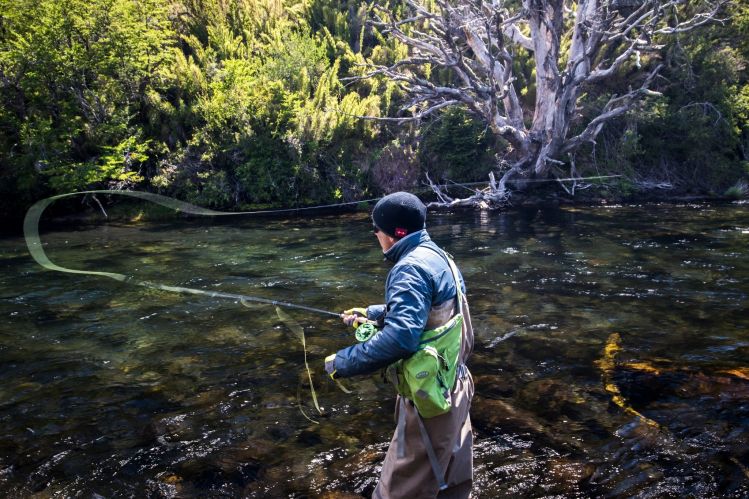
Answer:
[
  {"xmin": 425, "ymin": 172, "xmax": 454, "ymax": 204},
  {"xmin": 502, "ymin": 24, "xmax": 534, "ymax": 51},
  {"xmin": 563, "ymin": 64, "xmax": 663, "ymax": 154},
  {"xmin": 586, "ymin": 38, "xmax": 643, "ymax": 83},
  {"xmin": 328, "ymin": 100, "xmax": 460, "ymax": 124},
  {"xmin": 349, "ymin": 0, "xmax": 726, "ymax": 207},
  {"xmin": 655, "ymin": 2, "xmax": 727, "ymax": 34},
  {"xmin": 678, "ymin": 102, "xmax": 728, "ymax": 127}
]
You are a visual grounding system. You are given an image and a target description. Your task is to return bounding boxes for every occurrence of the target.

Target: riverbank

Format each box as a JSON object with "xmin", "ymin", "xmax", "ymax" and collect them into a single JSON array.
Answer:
[{"xmin": 3, "ymin": 183, "xmax": 747, "ymax": 236}]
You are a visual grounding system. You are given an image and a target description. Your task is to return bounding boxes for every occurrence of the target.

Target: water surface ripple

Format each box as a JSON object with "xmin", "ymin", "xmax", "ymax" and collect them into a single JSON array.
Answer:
[{"xmin": 1, "ymin": 203, "xmax": 747, "ymax": 497}]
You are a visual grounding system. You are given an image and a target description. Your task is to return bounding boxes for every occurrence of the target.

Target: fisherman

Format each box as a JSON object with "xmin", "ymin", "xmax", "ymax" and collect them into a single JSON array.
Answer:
[{"xmin": 324, "ymin": 192, "xmax": 474, "ymax": 498}]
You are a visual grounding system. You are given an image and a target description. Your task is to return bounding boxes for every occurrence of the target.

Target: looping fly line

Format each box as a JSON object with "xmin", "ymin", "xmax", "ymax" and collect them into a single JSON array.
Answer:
[{"xmin": 23, "ymin": 190, "xmax": 368, "ymax": 422}]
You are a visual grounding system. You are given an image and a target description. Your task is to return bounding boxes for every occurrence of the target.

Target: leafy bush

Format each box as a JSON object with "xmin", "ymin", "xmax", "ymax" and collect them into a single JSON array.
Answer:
[
  {"xmin": 418, "ymin": 108, "xmax": 498, "ymax": 182},
  {"xmin": 724, "ymin": 180, "xmax": 748, "ymax": 199},
  {"xmin": 1, "ymin": 0, "xmax": 747, "ymax": 224}
]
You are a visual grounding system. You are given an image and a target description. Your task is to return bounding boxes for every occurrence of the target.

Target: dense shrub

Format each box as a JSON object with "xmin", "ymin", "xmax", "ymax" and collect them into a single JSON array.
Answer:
[{"xmin": 0, "ymin": 0, "xmax": 746, "ymax": 223}]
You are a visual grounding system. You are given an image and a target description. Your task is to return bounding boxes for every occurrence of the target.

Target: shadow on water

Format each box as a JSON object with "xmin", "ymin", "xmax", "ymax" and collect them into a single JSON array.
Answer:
[{"xmin": 0, "ymin": 203, "xmax": 748, "ymax": 497}]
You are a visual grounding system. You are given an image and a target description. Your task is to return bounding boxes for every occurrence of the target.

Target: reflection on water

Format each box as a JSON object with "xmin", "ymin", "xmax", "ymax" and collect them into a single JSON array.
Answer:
[{"xmin": 1, "ymin": 202, "xmax": 748, "ymax": 497}]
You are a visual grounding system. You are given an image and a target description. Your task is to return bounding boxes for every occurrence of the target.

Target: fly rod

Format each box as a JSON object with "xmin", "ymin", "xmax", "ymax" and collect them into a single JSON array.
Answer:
[{"xmin": 24, "ymin": 191, "xmax": 360, "ymax": 320}]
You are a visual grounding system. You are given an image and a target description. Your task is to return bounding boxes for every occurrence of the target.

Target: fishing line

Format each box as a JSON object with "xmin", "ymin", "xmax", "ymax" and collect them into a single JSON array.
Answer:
[
  {"xmin": 426, "ymin": 174, "xmax": 622, "ymax": 191},
  {"xmin": 23, "ymin": 190, "xmax": 374, "ymax": 422},
  {"xmin": 23, "ymin": 190, "xmax": 367, "ymax": 317},
  {"xmin": 274, "ymin": 306, "xmax": 322, "ymax": 424}
]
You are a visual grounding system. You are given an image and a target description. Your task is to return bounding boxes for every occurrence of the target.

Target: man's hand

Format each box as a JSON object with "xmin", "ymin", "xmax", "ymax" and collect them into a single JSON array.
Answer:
[
  {"xmin": 324, "ymin": 353, "xmax": 337, "ymax": 380},
  {"xmin": 341, "ymin": 307, "xmax": 367, "ymax": 328}
]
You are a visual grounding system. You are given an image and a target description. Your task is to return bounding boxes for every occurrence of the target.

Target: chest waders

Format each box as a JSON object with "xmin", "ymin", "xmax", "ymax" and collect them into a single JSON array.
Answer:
[{"xmin": 388, "ymin": 248, "xmax": 467, "ymax": 491}]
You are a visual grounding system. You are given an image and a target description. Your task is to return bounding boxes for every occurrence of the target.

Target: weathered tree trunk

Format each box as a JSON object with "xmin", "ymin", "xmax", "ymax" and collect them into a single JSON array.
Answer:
[
  {"xmin": 527, "ymin": 0, "xmax": 564, "ymax": 176},
  {"xmin": 352, "ymin": 0, "xmax": 726, "ymax": 207}
]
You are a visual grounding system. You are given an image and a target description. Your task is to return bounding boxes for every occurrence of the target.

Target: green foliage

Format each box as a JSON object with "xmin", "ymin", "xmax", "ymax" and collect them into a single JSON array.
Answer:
[
  {"xmin": 263, "ymin": 30, "xmax": 329, "ymax": 91},
  {"xmin": 186, "ymin": 170, "xmax": 233, "ymax": 207},
  {"xmin": 0, "ymin": 0, "xmax": 396, "ymax": 219},
  {"xmin": 47, "ymin": 136, "xmax": 149, "ymax": 192},
  {"xmin": 586, "ymin": 3, "xmax": 749, "ymax": 195},
  {"xmin": 1, "ymin": 0, "xmax": 747, "ymax": 222},
  {"xmin": 724, "ymin": 180, "xmax": 748, "ymax": 199},
  {"xmin": 418, "ymin": 108, "xmax": 497, "ymax": 182},
  {"xmin": 0, "ymin": 0, "xmax": 174, "ymax": 216}
]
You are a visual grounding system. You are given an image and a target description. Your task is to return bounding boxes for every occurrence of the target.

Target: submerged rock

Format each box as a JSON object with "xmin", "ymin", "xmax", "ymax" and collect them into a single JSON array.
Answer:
[
  {"xmin": 546, "ymin": 456, "xmax": 596, "ymax": 491},
  {"xmin": 229, "ymin": 438, "xmax": 277, "ymax": 463},
  {"xmin": 208, "ymin": 325, "xmax": 246, "ymax": 344},
  {"xmin": 472, "ymin": 375, "xmax": 515, "ymax": 398},
  {"xmin": 317, "ymin": 491, "xmax": 365, "ymax": 499},
  {"xmin": 144, "ymin": 412, "xmax": 194, "ymax": 442},
  {"xmin": 471, "ymin": 395, "xmax": 547, "ymax": 436},
  {"xmin": 518, "ymin": 378, "xmax": 587, "ymax": 418},
  {"xmin": 183, "ymin": 388, "xmax": 226, "ymax": 408},
  {"xmin": 167, "ymin": 355, "xmax": 203, "ymax": 377},
  {"xmin": 260, "ymin": 392, "xmax": 295, "ymax": 410},
  {"xmin": 318, "ymin": 424, "xmax": 360, "ymax": 450},
  {"xmin": 330, "ymin": 447, "xmax": 383, "ymax": 474},
  {"xmin": 145, "ymin": 479, "xmax": 181, "ymax": 498}
]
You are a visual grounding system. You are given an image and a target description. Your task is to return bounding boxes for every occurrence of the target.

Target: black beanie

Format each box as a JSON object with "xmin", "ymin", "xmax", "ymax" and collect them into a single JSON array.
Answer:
[{"xmin": 372, "ymin": 192, "xmax": 426, "ymax": 238}]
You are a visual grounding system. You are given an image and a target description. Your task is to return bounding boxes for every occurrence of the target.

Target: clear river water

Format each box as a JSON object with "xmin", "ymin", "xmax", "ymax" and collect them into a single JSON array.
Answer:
[{"xmin": 1, "ymin": 201, "xmax": 748, "ymax": 497}]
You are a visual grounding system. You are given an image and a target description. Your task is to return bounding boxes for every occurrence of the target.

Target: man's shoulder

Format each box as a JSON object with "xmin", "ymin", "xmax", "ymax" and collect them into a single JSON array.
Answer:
[
  {"xmin": 411, "ymin": 240, "xmax": 446, "ymax": 258},
  {"xmin": 393, "ymin": 242, "xmax": 446, "ymax": 273}
]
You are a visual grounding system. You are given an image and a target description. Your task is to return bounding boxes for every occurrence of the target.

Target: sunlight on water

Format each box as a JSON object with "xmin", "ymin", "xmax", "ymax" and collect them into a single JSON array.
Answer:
[{"xmin": 0, "ymin": 201, "xmax": 748, "ymax": 496}]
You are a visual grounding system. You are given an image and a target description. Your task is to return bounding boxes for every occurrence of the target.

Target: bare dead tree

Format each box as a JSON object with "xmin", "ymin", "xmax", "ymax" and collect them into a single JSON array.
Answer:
[{"xmin": 351, "ymin": 0, "xmax": 727, "ymax": 207}]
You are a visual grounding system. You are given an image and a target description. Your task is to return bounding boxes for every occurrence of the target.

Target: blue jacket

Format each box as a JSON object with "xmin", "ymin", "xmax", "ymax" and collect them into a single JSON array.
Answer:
[{"xmin": 333, "ymin": 230, "xmax": 466, "ymax": 378}]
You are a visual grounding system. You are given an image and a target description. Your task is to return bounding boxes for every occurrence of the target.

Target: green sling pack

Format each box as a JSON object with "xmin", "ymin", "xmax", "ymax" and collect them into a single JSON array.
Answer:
[{"xmin": 385, "ymin": 251, "xmax": 465, "ymax": 419}]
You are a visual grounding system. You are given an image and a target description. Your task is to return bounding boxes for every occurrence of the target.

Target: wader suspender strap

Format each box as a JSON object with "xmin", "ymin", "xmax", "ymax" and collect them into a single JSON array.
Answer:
[
  {"xmin": 397, "ymin": 397, "xmax": 407, "ymax": 459},
  {"xmin": 446, "ymin": 257, "xmax": 464, "ymax": 318},
  {"xmin": 402, "ymin": 246, "xmax": 465, "ymax": 491},
  {"xmin": 395, "ymin": 398, "xmax": 449, "ymax": 491},
  {"xmin": 417, "ymin": 407, "xmax": 449, "ymax": 492},
  {"xmin": 424, "ymin": 246, "xmax": 464, "ymax": 318}
]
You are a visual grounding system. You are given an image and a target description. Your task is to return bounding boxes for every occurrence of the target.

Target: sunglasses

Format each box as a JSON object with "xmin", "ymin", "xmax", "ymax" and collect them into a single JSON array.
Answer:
[{"xmin": 372, "ymin": 224, "xmax": 380, "ymax": 234}]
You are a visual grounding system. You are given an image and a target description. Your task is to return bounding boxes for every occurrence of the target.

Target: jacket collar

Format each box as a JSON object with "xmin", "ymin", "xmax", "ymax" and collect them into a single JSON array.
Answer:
[{"xmin": 383, "ymin": 229, "xmax": 431, "ymax": 262}]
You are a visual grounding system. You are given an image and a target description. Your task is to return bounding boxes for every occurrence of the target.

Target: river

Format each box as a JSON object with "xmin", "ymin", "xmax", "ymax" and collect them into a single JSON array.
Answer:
[{"xmin": 1, "ymin": 201, "xmax": 748, "ymax": 497}]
